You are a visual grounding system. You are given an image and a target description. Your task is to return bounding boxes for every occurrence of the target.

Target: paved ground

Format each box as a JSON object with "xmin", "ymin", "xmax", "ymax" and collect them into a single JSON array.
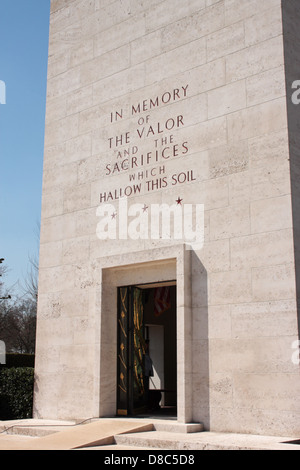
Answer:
[{"xmin": 0, "ymin": 419, "xmax": 299, "ymax": 451}]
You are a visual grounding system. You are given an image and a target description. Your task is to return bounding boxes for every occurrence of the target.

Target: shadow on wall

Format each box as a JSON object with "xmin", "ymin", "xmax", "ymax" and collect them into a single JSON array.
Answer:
[
  {"xmin": 282, "ymin": 0, "xmax": 300, "ymax": 340},
  {"xmin": 191, "ymin": 250, "xmax": 210, "ymax": 429}
]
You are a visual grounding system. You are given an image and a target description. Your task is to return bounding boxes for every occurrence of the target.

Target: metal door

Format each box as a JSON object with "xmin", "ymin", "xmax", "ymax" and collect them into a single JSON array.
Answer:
[{"xmin": 117, "ymin": 286, "xmax": 146, "ymax": 415}]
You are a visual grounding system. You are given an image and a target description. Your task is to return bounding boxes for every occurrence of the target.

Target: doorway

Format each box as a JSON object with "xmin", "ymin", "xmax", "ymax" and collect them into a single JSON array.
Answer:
[{"xmin": 117, "ymin": 282, "xmax": 177, "ymax": 417}]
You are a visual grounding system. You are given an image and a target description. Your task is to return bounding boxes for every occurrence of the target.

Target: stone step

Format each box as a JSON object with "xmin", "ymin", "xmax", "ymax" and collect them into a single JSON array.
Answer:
[
  {"xmin": 114, "ymin": 430, "xmax": 205, "ymax": 450},
  {"xmin": 1, "ymin": 420, "xmax": 299, "ymax": 451},
  {"xmin": 80, "ymin": 443, "xmax": 161, "ymax": 450},
  {"xmin": 152, "ymin": 421, "xmax": 203, "ymax": 434},
  {"xmin": 0, "ymin": 418, "xmax": 203, "ymax": 438},
  {"xmin": 114, "ymin": 431, "xmax": 300, "ymax": 451}
]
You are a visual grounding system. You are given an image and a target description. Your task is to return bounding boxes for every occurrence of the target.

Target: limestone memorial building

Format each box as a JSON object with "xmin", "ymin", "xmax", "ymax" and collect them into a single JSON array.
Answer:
[{"xmin": 34, "ymin": 0, "xmax": 300, "ymax": 437}]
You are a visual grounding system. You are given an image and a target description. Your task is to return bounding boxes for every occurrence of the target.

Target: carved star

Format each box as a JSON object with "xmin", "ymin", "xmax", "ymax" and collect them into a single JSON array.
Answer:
[
  {"xmin": 111, "ymin": 211, "xmax": 117, "ymax": 219},
  {"xmin": 142, "ymin": 204, "xmax": 148, "ymax": 212},
  {"xmin": 176, "ymin": 197, "xmax": 183, "ymax": 205}
]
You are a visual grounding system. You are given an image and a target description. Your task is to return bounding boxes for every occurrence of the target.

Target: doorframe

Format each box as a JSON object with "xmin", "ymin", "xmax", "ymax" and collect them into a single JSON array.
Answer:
[
  {"xmin": 98, "ymin": 244, "xmax": 192, "ymax": 424},
  {"xmin": 117, "ymin": 282, "xmax": 177, "ymax": 417}
]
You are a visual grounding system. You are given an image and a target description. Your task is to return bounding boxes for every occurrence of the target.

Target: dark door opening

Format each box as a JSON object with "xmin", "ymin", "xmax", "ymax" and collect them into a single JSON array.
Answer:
[{"xmin": 117, "ymin": 283, "xmax": 177, "ymax": 418}]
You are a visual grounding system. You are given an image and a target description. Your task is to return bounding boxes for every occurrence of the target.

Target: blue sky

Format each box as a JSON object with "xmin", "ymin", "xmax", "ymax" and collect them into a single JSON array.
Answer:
[{"xmin": 0, "ymin": 0, "xmax": 50, "ymax": 296}]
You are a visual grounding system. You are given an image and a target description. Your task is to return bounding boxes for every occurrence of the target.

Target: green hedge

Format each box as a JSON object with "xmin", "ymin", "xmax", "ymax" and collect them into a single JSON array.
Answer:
[{"xmin": 0, "ymin": 368, "xmax": 34, "ymax": 420}]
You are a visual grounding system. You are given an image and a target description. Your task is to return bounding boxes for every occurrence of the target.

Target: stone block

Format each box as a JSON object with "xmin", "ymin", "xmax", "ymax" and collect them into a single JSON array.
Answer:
[
  {"xmin": 252, "ymin": 264, "xmax": 296, "ymax": 302},
  {"xmin": 250, "ymin": 195, "xmax": 293, "ymax": 234},
  {"xmin": 207, "ymin": 21, "xmax": 245, "ymax": 62},
  {"xmin": 209, "ymin": 203, "xmax": 251, "ymax": 240},
  {"xmin": 210, "ymin": 270, "xmax": 252, "ymax": 305},
  {"xmin": 227, "ymin": 98, "xmax": 287, "ymax": 142},
  {"xmin": 230, "ymin": 229, "xmax": 295, "ymax": 270},
  {"xmin": 226, "ymin": 36, "xmax": 284, "ymax": 83}
]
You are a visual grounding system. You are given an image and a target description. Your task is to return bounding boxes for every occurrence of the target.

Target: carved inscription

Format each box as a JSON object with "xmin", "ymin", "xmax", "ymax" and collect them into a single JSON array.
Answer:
[{"xmin": 100, "ymin": 84, "xmax": 196, "ymax": 202}]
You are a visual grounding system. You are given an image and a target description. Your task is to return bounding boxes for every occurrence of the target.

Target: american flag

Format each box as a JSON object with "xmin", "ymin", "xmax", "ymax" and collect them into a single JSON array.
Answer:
[{"xmin": 154, "ymin": 286, "xmax": 171, "ymax": 317}]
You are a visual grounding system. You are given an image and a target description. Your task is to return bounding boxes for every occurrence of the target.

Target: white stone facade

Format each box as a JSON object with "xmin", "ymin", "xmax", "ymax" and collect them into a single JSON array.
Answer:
[{"xmin": 34, "ymin": 0, "xmax": 300, "ymax": 437}]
